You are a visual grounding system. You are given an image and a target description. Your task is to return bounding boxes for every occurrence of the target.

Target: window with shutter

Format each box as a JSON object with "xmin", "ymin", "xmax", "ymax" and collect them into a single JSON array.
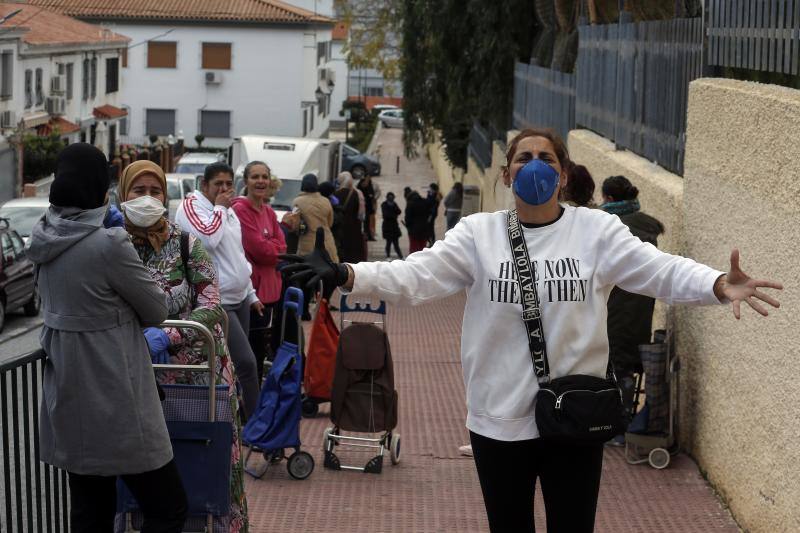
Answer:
[
  {"xmin": 121, "ymin": 47, "xmax": 128, "ymax": 68},
  {"xmin": 200, "ymin": 110, "xmax": 231, "ymax": 138},
  {"xmin": 145, "ymin": 109, "xmax": 176, "ymax": 136},
  {"xmin": 147, "ymin": 42, "xmax": 177, "ymax": 68},
  {"xmin": 82, "ymin": 58, "xmax": 89, "ymax": 100},
  {"xmin": 201, "ymin": 43, "xmax": 231, "ymax": 70},
  {"xmin": 24, "ymin": 69, "xmax": 31, "ymax": 108},
  {"xmin": 90, "ymin": 58, "xmax": 97, "ymax": 98},
  {"xmin": 1, "ymin": 52, "xmax": 12, "ymax": 99},
  {"xmin": 106, "ymin": 58, "xmax": 119, "ymax": 94},
  {"xmin": 35, "ymin": 68, "xmax": 43, "ymax": 106}
]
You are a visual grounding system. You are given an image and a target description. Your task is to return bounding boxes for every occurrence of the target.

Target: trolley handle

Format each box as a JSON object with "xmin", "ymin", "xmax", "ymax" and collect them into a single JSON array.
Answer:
[
  {"xmin": 151, "ymin": 319, "xmax": 219, "ymax": 423},
  {"xmin": 280, "ymin": 287, "xmax": 305, "ymax": 346},
  {"xmin": 283, "ymin": 286, "xmax": 304, "ymax": 316}
]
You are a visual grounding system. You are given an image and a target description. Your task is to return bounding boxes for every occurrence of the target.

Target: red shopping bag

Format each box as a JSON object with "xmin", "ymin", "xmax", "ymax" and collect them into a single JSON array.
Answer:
[{"xmin": 304, "ymin": 298, "xmax": 339, "ymax": 401}]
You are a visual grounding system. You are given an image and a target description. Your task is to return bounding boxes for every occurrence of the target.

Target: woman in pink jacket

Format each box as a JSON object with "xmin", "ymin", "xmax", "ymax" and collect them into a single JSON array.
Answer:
[{"xmin": 231, "ymin": 160, "xmax": 286, "ymax": 381}]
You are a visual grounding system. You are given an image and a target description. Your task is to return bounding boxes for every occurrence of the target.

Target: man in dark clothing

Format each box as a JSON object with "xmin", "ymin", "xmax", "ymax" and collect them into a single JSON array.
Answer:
[
  {"xmin": 426, "ymin": 183, "xmax": 442, "ymax": 246},
  {"xmin": 404, "ymin": 187, "xmax": 431, "ymax": 254}
]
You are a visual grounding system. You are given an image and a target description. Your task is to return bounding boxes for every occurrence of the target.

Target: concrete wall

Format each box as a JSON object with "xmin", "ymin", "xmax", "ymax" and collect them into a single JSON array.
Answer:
[{"xmin": 678, "ymin": 78, "xmax": 800, "ymax": 533}]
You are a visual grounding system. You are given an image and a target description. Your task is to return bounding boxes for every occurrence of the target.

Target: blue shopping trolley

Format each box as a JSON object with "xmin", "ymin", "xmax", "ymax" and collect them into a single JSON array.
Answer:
[
  {"xmin": 242, "ymin": 287, "xmax": 315, "ymax": 480},
  {"xmin": 116, "ymin": 319, "xmax": 234, "ymax": 533}
]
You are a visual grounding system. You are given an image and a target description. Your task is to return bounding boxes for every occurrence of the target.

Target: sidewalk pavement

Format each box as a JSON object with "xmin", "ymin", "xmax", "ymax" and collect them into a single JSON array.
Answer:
[{"xmin": 243, "ymin": 128, "xmax": 741, "ymax": 532}]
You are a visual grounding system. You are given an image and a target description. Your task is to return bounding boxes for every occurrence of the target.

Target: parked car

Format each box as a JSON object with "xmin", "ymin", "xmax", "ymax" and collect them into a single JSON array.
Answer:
[
  {"xmin": 165, "ymin": 173, "xmax": 197, "ymax": 221},
  {"xmin": 0, "ymin": 197, "xmax": 50, "ymax": 243},
  {"xmin": 0, "ymin": 218, "xmax": 38, "ymax": 332},
  {"xmin": 341, "ymin": 143, "xmax": 381, "ymax": 179},
  {"xmin": 378, "ymin": 109, "xmax": 404, "ymax": 129},
  {"xmin": 372, "ymin": 104, "xmax": 400, "ymax": 113},
  {"xmin": 175, "ymin": 152, "xmax": 226, "ymax": 175}
]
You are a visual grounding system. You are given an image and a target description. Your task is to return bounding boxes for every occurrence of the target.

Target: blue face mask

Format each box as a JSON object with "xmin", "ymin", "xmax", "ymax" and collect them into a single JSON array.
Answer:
[{"xmin": 512, "ymin": 159, "xmax": 560, "ymax": 206}]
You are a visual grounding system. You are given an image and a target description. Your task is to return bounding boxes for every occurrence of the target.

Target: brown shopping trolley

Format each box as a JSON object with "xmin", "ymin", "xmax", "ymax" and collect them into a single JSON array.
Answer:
[{"xmin": 322, "ymin": 295, "xmax": 401, "ymax": 474}]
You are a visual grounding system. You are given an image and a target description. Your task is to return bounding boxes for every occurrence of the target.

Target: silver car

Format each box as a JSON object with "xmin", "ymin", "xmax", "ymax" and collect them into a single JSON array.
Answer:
[
  {"xmin": 0, "ymin": 197, "xmax": 50, "ymax": 243},
  {"xmin": 378, "ymin": 109, "xmax": 404, "ymax": 129}
]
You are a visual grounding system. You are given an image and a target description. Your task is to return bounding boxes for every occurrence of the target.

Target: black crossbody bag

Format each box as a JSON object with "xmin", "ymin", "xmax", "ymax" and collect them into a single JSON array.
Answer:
[{"xmin": 506, "ymin": 209, "xmax": 626, "ymax": 445}]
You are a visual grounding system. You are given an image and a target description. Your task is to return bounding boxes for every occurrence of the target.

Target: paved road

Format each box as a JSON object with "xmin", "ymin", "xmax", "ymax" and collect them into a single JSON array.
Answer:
[{"xmin": 0, "ymin": 314, "xmax": 42, "ymax": 365}]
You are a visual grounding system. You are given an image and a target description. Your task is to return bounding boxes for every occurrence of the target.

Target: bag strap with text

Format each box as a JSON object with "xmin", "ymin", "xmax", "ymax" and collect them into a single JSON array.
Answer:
[{"xmin": 506, "ymin": 209, "xmax": 550, "ymax": 384}]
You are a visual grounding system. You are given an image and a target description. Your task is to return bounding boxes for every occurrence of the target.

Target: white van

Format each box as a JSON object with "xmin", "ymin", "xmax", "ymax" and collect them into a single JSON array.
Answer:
[{"xmin": 228, "ymin": 135, "xmax": 341, "ymax": 218}]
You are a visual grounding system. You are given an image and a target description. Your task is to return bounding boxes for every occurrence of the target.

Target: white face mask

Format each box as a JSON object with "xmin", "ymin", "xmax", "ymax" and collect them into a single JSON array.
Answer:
[{"xmin": 121, "ymin": 195, "xmax": 166, "ymax": 228}]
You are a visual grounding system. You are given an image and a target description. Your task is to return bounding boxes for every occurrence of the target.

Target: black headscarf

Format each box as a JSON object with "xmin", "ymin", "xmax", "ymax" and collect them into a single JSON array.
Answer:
[
  {"xmin": 301, "ymin": 173, "xmax": 319, "ymax": 193},
  {"xmin": 49, "ymin": 143, "xmax": 110, "ymax": 210},
  {"xmin": 318, "ymin": 181, "xmax": 335, "ymax": 198}
]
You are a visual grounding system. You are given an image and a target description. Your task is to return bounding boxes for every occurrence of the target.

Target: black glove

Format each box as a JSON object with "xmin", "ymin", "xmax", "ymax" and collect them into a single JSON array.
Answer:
[{"xmin": 280, "ymin": 227, "xmax": 349, "ymax": 290}]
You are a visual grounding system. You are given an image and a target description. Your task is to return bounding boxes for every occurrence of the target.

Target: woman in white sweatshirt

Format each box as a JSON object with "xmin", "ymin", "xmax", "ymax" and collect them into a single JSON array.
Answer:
[{"xmin": 281, "ymin": 128, "xmax": 782, "ymax": 533}]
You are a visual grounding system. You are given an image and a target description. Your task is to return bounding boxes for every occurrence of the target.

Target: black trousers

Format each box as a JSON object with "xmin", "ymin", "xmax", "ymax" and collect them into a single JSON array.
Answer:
[
  {"xmin": 384, "ymin": 237, "xmax": 402, "ymax": 258},
  {"xmin": 470, "ymin": 431, "xmax": 604, "ymax": 533},
  {"xmin": 249, "ymin": 305, "xmax": 275, "ymax": 383},
  {"xmin": 69, "ymin": 459, "xmax": 187, "ymax": 533}
]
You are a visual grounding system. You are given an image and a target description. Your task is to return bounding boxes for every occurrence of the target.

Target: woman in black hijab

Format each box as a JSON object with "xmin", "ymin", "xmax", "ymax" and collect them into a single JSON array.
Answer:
[{"xmin": 28, "ymin": 144, "xmax": 188, "ymax": 532}]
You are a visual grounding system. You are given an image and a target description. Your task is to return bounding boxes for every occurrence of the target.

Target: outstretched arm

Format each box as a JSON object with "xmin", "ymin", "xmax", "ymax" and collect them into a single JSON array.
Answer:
[{"xmin": 281, "ymin": 220, "xmax": 475, "ymax": 306}]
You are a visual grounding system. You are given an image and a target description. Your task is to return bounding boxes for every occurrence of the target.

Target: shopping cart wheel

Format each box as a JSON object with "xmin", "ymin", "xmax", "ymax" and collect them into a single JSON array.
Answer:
[
  {"xmin": 648, "ymin": 448, "xmax": 670, "ymax": 470},
  {"xmin": 301, "ymin": 397, "xmax": 319, "ymax": 418},
  {"xmin": 390, "ymin": 432, "xmax": 401, "ymax": 465},
  {"xmin": 287, "ymin": 450, "xmax": 315, "ymax": 480}
]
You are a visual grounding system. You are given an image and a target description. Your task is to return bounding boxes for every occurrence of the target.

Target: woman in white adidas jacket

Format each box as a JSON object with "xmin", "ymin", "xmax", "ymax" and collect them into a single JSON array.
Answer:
[{"xmin": 282, "ymin": 127, "xmax": 782, "ymax": 533}]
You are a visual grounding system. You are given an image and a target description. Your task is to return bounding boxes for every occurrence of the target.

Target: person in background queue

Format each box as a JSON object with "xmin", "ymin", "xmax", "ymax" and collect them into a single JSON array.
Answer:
[
  {"xmin": 426, "ymin": 182, "xmax": 443, "ymax": 245},
  {"xmin": 334, "ymin": 171, "xmax": 366, "ymax": 263},
  {"xmin": 381, "ymin": 191, "xmax": 403, "ymax": 259},
  {"xmin": 176, "ymin": 162, "xmax": 263, "ymax": 420},
  {"xmin": 403, "ymin": 186, "xmax": 431, "ymax": 254},
  {"xmin": 293, "ymin": 173, "xmax": 338, "ymax": 319},
  {"xmin": 231, "ymin": 160, "xmax": 287, "ymax": 381},
  {"xmin": 27, "ymin": 144, "xmax": 187, "ymax": 532},
  {"xmin": 117, "ymin": 160, "xmax": 249, "ymax": 530},
  {"xmin": 357, "ymin": 174, "xmax": 380, "ymax": 241},
  {"xmin": 279, "ymin": 127, "xmax": 782, "ymax": 533},
  {"xmin": 601, "ymin": 174, "xmax": 665, "ymax": 435},
  {"xmin": 563, "ymin": 164, "xmax": 598, "ymax": 208},
  {"xmin": 444, "ymin": 182, "xmax": 464, "ymax": 230}
]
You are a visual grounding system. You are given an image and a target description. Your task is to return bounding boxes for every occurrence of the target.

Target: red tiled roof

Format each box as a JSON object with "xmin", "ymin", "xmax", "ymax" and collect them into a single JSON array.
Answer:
[
  {"xmin": 0, "ymin": 3, "xmax": 129, "ymax": 46},
  {"xmin": 93, "ymin": 104, "xmax": 128, "ymax": 120},
  {"xmin": 331, "ymin": 21, "xmax": 348, "ymax": 41},
  {"xmin": 28, "ymin": 0, "xmax": 332, "ymax": 24},
  {"xmin": 39, "ymin": 116, "xmax": 81, "ymax": 135}
]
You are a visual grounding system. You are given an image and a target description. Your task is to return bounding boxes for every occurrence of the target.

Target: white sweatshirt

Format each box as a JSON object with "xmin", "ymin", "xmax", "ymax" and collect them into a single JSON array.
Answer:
[
  {"xmin": 350, "ymin": 206, "xmax": 724, "ymax": 441},
  {"xmin": 176, "ymin": 191, "xmax": 258, "ymax": 307}
]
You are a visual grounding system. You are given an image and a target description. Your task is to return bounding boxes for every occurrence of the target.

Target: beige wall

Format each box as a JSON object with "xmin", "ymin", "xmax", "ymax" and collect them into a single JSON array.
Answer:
[{"xmin": 678, "ymin": 78, "xmax": 800, "ymax": 533}]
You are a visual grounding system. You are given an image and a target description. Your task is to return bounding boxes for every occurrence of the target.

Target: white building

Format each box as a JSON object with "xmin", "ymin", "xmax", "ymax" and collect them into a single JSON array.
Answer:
[
  {"xmin": 0, "ymin": 3, "xmax": 128, "ymax": 201},
  {"xmin": 33, "ymin": 0, "xmax": 337, "ymax": 148}
]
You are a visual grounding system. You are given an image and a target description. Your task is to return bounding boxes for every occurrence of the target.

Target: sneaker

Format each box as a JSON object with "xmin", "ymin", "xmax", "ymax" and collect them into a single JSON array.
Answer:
[{"xmin": 458, "ymin": 444, "xmax": 473, "ymax": 457}]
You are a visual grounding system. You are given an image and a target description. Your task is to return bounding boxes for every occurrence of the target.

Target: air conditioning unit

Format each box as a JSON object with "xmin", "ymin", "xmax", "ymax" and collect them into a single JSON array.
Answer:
[
  {"xmin": 205, "ymin": 71, "xmax": 222, "ymax": 84},
  {"xmin": 50, "ymin": 75, "xmax": 65, "ymax": 95},
  {"xmin": 45, "ymin": 96, "xmax": 66, "ymax": 115},
  {"xmin": 0, "ymin": 110, "xmax": 16, "ymax": 129}
]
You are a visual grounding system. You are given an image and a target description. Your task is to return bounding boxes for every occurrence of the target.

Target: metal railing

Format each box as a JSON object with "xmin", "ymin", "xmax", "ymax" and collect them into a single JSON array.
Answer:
[
  {"xmin": 705, "ymin": 0, "xmax": 800, "ymax": 76},
  {"xmin": 513, "ymin": 62, "xmax": 577, "ymax": 142},
  {"xmin": 1, "ymin": 349, "xmax": 70, "ymax": 533}
]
